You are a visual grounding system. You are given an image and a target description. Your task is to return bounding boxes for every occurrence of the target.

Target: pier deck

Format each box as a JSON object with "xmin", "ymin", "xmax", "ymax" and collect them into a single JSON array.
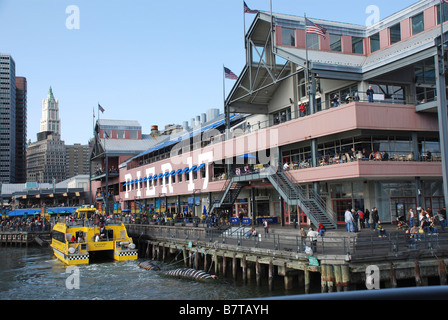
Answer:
[{"xmin": 127, "ymin": 223, "xmax": 448, "ymax": 293}]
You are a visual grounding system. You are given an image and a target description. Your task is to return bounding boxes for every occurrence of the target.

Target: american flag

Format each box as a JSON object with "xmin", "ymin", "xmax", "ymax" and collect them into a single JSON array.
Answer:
[
  {"xmin": 444, "ymin": 0, "xmax": 448, "ymax": 4},
  {"xmin": 224, "ymin": 67, "xmax": 238, "ymax": 80},
  {"xmin": 305, "ymin": 17, "xmax": 327, "ymax": 39},
  {"xmin": 244, "ymin": 2, "xmax": 258, "ymax": 14},
  {"xmin": 98, "ymin": 103, "xmax": 105, "ymax": 113}
]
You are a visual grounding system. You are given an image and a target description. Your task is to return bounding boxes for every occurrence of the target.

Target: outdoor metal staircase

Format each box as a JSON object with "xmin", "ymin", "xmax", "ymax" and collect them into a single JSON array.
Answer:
[
  {"xmin": 266, "ymin": 171, "xmax": 337, "ymax": 229},
  {"xmin": 208, "ymin": 178, "xmax": 248, "ymax": 214},
  {"xmin": 208, "ymin": 169, "xmax": 337, "ymax": 230}
]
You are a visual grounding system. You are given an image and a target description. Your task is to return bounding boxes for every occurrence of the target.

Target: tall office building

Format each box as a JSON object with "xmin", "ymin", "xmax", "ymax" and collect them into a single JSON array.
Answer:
[
  {"xmin": 40, "ymin": 86, "xmax": 61, "ymax": 137},
  {"xmin": 0, "ymin": 54, "xmax": 16, "ymax": 183},
  {"xmin": 27, "ymin": 87, "xmax": 66, "ymax": 183},
  {"xmin": 15, "ymin": 77, "xmax": 27, "ymax": 183},
  {"xmin": 65, "ymin": 143, "xmax": 91, "ymax": 178}
]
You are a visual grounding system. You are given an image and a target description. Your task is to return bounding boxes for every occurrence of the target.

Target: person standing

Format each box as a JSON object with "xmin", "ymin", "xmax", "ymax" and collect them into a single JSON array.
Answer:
[
  {"xmin": 408, "ymin": 208, "xmax": 415, "ymax": 228},
  {"xmin": 371, "ymin": 207, "xmax": 379, "ymax": 230},
  {"xmin": 263, "ymin": 219, "xmax": 269, "ymax": 237},
  {"xmin": 364, "ymin": 208, "xmax": 370, "ymax": 228},
  {"xmin": 366, "ymin": 85, "xmax": 374, "ymax": 103},
  {"xmin": 345, "ymin": 208, "xmax": 354, "ymax": 232}
]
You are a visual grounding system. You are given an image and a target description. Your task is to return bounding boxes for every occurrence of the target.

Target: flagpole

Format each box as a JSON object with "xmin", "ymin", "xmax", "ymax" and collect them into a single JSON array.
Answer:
[
  {"xmin": 243, "ymin": 0, "xmax": 246, "ymax": 49},
  {"xmin": 441, "ymin": 0, "xmax": 445, "ymax": 72},
  {"xmin": 304, "ymin": 13, "xmax": 311, "ymax": 114}
]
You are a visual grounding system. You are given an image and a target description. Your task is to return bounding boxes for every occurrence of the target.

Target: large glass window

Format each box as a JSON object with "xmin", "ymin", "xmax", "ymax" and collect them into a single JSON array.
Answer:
[
  {"xmin": 281, "ymin": 28, "xmax": 295, "ymax": 47},
  {"xmin": 352, "ymin": 36, "xmax": 364, "ymax": 54},
  {"xmin": 412, "ymin": 12, "xmax": 424, "ymax": 35},
  {"xmin": 389, "ymin": 23, "xmax": 401, "ymax": 45},
  {"xmin": 306, "ymin": 33, "xmax": 319, "ymax": 50},
  {"xmin": 330, "ymin": 34, "xmax": 341, "ymax": 52},
  {"xmin": 370, "ymin": 33, "xmax": 380, "ymax": 53}
]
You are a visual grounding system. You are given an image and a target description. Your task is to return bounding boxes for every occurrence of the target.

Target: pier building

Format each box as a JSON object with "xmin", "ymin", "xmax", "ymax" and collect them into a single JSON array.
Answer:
[{"xmin": 91, "ymin": 0, "xmax": 446, "ymax": 229}]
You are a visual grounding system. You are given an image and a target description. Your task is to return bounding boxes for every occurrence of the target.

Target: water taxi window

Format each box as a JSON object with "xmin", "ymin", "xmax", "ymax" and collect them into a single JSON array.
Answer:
[{"xmin": 52, "ymin": 230, "xmax": 66, "ymax": 243}]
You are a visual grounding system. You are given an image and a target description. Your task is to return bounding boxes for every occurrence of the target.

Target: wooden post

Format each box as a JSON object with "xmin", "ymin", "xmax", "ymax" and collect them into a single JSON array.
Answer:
[
  {"xmin": 195, "ymin": 251, "xmax": 200, "ymax": 270},
  {"xmin": 341, "ymin": 265, "xmax": 350, "ymax": 291},
  {"xmin": 327, "ymin": 265, "xmax": 335, "ymax": 293},
  {"xmin": 204, "ymin": 251, "xmax": 208, "ymax": 272},
  {"xmin": 333, "ymin": 265, "xmax": 342, "ymax": 292},
  {"xmin": 182, "ymin": 247, "xmax": 187, "ymax": 267},
  {"xmin": 214, "ymin": 252, "xmax": 218, "ymax": 275},
  {"xmin": 242, "ymin": 255, "xmax": 247, "ymax": 283},
  {"xmin": 390, "ymin": 263, "xmax": 397, "ymax": 288},
  {"xmin": 439, "ymin": 260, "xmax": 447, "ymax": 285},
  {"xmin": 223, "ymin": 256, "xmax": 227, "ymax": 277},
  {"xmin": 304, "ymin": 268, "xmax": 310, "ymax": 294},
  {"xmin": 256, "ymin": 258, "xmax": 261, "ymax": 286},
  {"xmin": 320, "ymin": 264, "xmax": 328, "ymax": 293},
  {"xmin": 268, "ymin": 259, "xmax": 274, "ymax": 291},
  {"xmin": 415, "ymin": 261, "xmax": 422, "ymax": 286},
  {"xmin": 232, "ymin": 253, "xmax": 237, "ymax": 281}
]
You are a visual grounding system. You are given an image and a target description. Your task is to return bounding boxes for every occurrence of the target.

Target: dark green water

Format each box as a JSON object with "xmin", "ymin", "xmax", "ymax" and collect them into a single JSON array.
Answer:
[{"xmin": 0, "ymin": 247, "xmax": 309, "ymax": 300}]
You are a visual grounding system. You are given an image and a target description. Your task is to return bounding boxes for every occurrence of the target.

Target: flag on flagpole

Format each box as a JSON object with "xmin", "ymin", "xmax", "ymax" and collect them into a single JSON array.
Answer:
[
  {"xmin": 443, "ymin": 0, "xmax": 448, "ymax": 4},
  {"xmin": 98, "ymin": 103, "xmax": 105, "ymax": 113},
  {"xmin": 244, "ymin": 1, "xmax": 258, "ymax": 14},
  {"xmin": 305, "ymin": 17, "xmax": 327, "ymax": 39},
  {"xmin": 224, "ymin": 67, "xmax": 238, "ymax": 80}
]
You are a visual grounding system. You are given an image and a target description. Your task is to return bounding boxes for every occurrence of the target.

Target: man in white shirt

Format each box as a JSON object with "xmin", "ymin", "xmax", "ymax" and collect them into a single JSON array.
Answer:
[
  {"xmin": 345, "ymin": 208, "xmax": 354, "ymax": 232},
  {"xmin": 307, "ymin": 227, "xmax": 319, "ymax": 253}
]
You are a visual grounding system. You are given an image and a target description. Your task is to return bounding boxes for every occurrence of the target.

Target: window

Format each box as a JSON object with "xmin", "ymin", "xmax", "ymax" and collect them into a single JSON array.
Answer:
[
  {"xmin": 370, "ymin": 33, "xmax": 380, "ymax": 53},
  {"xmin": 330, "ymin": 34, "xmax": 341, "ymax": 52},
  {"xmin": 389, "ymin": 23, "xmax": 401, "ymax": 45},
  {"xmin": 437, "ymin": 3, "xmax": 448, "ymax": 24},
  {"xmin": 129, "ymin": 130, "xmax": 138, "ymax": 139},
  {"xmin": 306, "ymin": 33, "xmax": 319, "ymax": 50},
  {"xmin": 281, "ymin": 28, "xmax": 295, "ymax": 46},
  {"xmin": 412, "ymin": 12, "xmax": 424, "ymax": 35}
]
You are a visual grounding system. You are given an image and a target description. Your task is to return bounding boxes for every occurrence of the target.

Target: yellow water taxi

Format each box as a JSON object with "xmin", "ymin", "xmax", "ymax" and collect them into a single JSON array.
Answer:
[{"xmin": 50, "ymin": 214, "xmax": 138, "ymax": 265}]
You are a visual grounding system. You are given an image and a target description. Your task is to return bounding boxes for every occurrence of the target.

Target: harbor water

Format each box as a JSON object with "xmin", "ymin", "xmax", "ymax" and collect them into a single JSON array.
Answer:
[{"xmin": 0, "ymin": 246, "xmax": 311, "ymax": 300}]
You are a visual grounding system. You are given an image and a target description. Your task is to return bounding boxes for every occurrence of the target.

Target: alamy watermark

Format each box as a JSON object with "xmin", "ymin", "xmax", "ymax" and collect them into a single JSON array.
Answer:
[
  {"xmin": 65, "ymin": 266, "xmax": 80, "ymax": 289},
  {"xmin": 366, "ymin": 265, "xmax": 380, "ymax": 290},
  {"xmin": 66, "ymin": 5, "xmax": 80, "ymax": 30}
]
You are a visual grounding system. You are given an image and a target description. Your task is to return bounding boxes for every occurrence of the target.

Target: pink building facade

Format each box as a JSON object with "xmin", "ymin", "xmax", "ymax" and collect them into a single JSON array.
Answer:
[{"xmin": 92, "ymin": 0, "xmax": 447, "ymax": 227}]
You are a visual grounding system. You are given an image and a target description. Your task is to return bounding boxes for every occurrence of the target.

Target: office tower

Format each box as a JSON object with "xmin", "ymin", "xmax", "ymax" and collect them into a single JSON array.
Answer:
[
  {"xmin": 15, "ymin": 77, "xmax": 27, "ymax": 183},
  {"xmin": 40, "ymin": 86, "xmax": 61, "ymax": 137},
  {"xmin": 0, "ymin": 54, "xmax": 16, "ymax": 183}
]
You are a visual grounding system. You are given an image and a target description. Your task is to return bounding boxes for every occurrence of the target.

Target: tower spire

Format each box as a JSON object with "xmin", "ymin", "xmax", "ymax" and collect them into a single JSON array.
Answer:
[{"xmin": 48, "ymin": 86, "xmax": 55, "ymax": 101}]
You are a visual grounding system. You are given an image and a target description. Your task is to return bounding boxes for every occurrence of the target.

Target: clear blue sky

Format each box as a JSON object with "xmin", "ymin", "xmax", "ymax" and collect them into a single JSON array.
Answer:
[{"xmin": 0, "ymin": 0, "xmax": 416, "ymax": 145}]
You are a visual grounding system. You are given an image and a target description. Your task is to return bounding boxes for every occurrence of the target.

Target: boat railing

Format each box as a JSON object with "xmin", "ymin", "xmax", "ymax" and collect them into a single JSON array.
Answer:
[{"xmin": 56, "ymin": 218, "xmax": 123, "ymax": 228}]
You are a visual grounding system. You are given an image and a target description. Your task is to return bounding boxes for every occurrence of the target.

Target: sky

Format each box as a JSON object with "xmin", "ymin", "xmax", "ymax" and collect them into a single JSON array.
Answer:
[{"xmin": 0, "ymin": 0, "xmax": 417, "ymax": 145}]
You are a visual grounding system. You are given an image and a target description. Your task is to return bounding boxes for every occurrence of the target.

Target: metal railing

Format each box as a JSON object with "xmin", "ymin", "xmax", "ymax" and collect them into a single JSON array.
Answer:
[{"xmin": 126, "ymin": 223, "xmax": 448, "ymax": 261}]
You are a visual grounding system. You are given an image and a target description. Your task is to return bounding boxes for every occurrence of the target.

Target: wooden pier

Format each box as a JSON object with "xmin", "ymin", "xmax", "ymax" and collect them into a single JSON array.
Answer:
[
  {"xmin": 127, "ymin": 223, "xmax": 448, "ymax": 293},
  {"xmin": 0, "ymin": 231, "xmax": 51, "ymax": 247}
]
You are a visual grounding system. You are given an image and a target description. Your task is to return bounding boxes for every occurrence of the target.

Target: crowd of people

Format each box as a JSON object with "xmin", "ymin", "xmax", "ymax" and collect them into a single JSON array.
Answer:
[
  {"xmin": 0, "ymin": 215, "xmax": 51, "ymax": 232},
  {"xmin": 343, "ymin": 205, "xmax": 447, "ymax": 238}
]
